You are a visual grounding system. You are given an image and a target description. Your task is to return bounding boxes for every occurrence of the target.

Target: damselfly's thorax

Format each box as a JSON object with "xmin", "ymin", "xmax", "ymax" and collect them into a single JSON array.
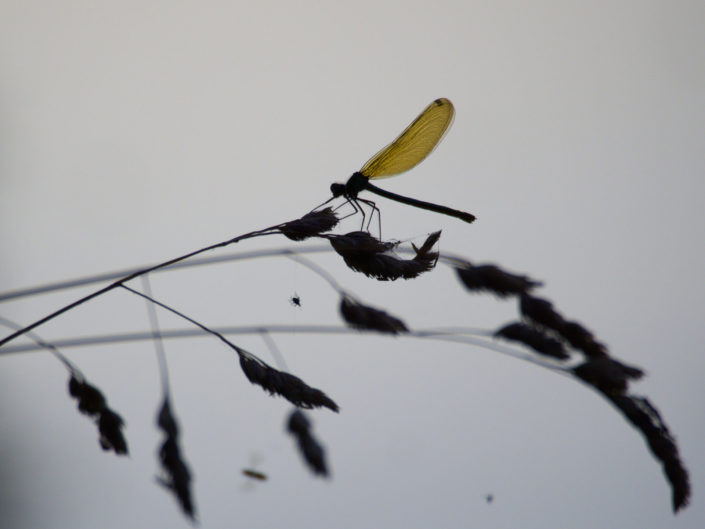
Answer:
[{"xmin": 330, "ymin": 172, "xmax": 369, "ymax": 199}]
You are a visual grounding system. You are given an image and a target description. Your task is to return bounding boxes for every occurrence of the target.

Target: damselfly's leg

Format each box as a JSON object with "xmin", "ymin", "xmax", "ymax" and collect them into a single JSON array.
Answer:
[
  {"xmin": 330, "ymin": 196, "xmax": 361, "ymax": 222},
  {"xmin": 358, "ymin": 197, "xmax": 382, "ymax": 238},
  {"xmin": 351, "ymin": 198, "xmax": 367, "ymax": 230},
  {"xmin": 310, "ymin": 195, "xmax": 337, "ymax": 212}
]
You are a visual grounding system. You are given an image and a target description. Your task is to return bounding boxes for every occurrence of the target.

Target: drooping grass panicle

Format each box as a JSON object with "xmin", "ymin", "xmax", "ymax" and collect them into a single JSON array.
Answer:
[
  {"xmin": 455, "ymin": 262, "xmax": 542, "ymax": 298},
  {"xmin": 494, "ymin": 322, "xmax": 569, "ymax": 360},
  {"xmin": 339, "ymin": 295, "xmax": 408, "ymax": 334},
  {"xmin": 278, "ymin": 207, "xmax": 340, "ymax": 241},
  {"xmin": 139, "ymin": 276, "xmax": 196, "ymax": 522},
  {"xmin": 327, "ymin": 231, "xmax": 440, "ymax": 280},
  {"xmin": 156, "ymin": 398, "xmax": 196, "ymax": 521},
  {"xmin": 607, "ymin": 395, "xmax": 691, "ymax": 512},
  {"xmin": 0, "ymin": 317, "xmax": 129, "ymax": 456},
  {"xmin": 121, "ymin": 284, "xmax": 340, "ymax": 413},
  {"xmin": 489, "ymin": 278, "xmax": 689, "ymax": 510},
  {"xmin": 287, "ymin": 409, "xmax": 329, "ymax": 477},
  {"xmin": 237, "ymin": 347, "xmax": 339, "ymax": 412},
  {"xmin": 67, "ymin": 375, "xmax": 129, "ymax": 455}
]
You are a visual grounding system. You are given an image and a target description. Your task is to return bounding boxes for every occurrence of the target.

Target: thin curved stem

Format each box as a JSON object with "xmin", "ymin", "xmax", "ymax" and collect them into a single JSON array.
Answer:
[
  {"xmin": 0, "ymin": 226, "xmax": 285, "ymax": 347},
  {"xmin": 0, "ymin": 320, "xmax": 567, "ymax": 375},
  {"xmin": 0, "ymin": 316, "xmax": 80, "ymax": 377},
  {"xmin": 0, "ymin": 243, "xmax": 474, "ymax": 304},
  {"xmin": 140, "ymin": 277, "xmax": 171, "ymax": 397},
  {"xmin": 120, "ymin": 284, "xmax": 242, "ymax": 355}
]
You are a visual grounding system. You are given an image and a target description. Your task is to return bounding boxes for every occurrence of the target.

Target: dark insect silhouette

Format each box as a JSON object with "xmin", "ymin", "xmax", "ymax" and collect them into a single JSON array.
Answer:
[
  {"xmin": 328, "ymin": 98, "xmax": 476, "ymax": 228},
  {"xmin": 289, "ymin": 293, "xmax": 301, "ymax": 307}
]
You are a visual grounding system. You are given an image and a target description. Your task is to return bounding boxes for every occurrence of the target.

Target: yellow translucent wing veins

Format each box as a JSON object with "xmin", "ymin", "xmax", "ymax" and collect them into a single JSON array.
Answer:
[{"xmin": 359, "ymin": 98, "xmax": 455, "ymax": 179}]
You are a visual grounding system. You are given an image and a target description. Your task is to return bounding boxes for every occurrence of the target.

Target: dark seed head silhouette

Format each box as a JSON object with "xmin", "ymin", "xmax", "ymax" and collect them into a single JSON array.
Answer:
[{"xmin": 330, "ymin": 98, "xmax": 476, "ymax": 224}]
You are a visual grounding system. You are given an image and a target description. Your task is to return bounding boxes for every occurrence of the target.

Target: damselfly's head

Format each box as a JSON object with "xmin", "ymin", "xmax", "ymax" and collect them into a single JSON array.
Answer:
[{"xmin": 330, "ymin": 182, "xmax": 346, "ymax": 198}]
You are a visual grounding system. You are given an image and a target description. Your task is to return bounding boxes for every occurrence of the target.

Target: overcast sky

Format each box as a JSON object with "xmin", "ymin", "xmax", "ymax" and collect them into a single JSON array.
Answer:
[{"xmin": 1, "ymin": 1, "xmax": 704, "ymax": 528}]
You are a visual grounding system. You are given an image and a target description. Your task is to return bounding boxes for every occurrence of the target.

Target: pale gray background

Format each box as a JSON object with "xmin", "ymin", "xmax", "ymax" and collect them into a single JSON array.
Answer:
[{"xmin": 1, "ymin": 1, "xmax": 703, "ymax": 528}]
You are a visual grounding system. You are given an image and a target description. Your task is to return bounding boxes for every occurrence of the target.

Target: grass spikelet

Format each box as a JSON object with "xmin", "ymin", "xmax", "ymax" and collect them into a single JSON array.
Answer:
[
  {"xmin": 518, "ymin": 295, "xmax": 609, "ymax": 358},
  {"xmin": 573, "ymin": 357, "xmax": 644, "ymax": 394},
  {"xmin": 286, "ymin": 410, "xmax": 329, "ymax": 477},
  {"xmin": 328, "ymin": 230, "xmax": 397, "ymax": 254},
  {"xmin": 69, "ymin": 376, "xmax": 106, "ymax": 416},
  {"xmin": 156, "ymin": 399, "xmax": 196, "ymax": 521},
  {"xmin": 608, "ymin": 395, "xmax": 691, "ymax": 512},
  {"xmin": 98, "ymin": 408, "xmax": 129, "ymax": 455},
  {"xmin": 495, "ymin": 322, "xmax": 569, "ymax": 360},
  {"xmin": 340, "ymin": 296, "xmax": 408, "ymax": 334},
  {"xmin": 68, "ymin": 375, "xmax": 129, "ymax": 455},
  {"xmin": 238, "ymin": 348, "xmax": 339, "ymax": 412},
  {"xmin": 561, "ymin": 321, "xmax": 608, "ymax": 358},
  {"xmin": 519, "ymin": 294, "xmax": 566, "ymax": 333},
  {"xmin": 455, "ymin": 263, "xmax": 541, "ymax": 298},
  {"xmin": 411, "ymin": 230, "xmax": 441, "ymax": 261},
  {"xmin": 328, "ymin": 231, "xmax": 440, "ymax": 280},
  {"xmin": 278, "ymin": 208, "xmax": 339, "ymax": 241}
]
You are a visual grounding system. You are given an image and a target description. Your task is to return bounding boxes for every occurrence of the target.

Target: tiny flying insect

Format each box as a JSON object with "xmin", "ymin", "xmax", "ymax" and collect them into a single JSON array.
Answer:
[
  {"xmin": 242, "ymin": 453, "xmax": 268, "ymax": 485},
  {"xmin": 242, "ymin": 469, "xmax": 268, "ymax": 481},
  {"xmin": 328, "ymin": 98, "xmax": 476, "ymax": 229},
  {"xmin": 289, "ymin": 293, "xmax": 301, "ymax": 307}
]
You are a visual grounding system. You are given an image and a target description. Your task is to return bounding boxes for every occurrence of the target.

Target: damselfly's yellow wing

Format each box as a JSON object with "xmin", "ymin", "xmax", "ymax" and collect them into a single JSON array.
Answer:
[{"xmin": 359, "ymin": 98, "xmax": 455, "ymax": 179}]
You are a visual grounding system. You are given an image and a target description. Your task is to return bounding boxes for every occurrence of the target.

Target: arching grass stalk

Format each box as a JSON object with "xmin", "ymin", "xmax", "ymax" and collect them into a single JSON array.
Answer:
[
  {"xmin": 0, "ymin": 208, "xmax": 339, "ymax": 347},
  {"xmin": 140, "ymin": 276, "xmax": 196, "ymax": 522}
]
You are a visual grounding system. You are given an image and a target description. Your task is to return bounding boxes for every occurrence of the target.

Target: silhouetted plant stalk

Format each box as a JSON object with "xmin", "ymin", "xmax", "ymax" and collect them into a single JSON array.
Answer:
[
  {"xmin": 140, "ymin": 276, "xmax": 197, "ymax": 522},
  {"xmin": 156, "ymin": 397, "xmax": 195, "ymax": 521},
  {"xmin": 0, "ymin": 207, "xmax": 691, "ymax": 516},
  {"xmin": 121, "ymin": 284, "xmax": 340, "ymax": 413},
  {"xmin": 0, "ymin": 208, "xmax": 340, "ymax": 348}
]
